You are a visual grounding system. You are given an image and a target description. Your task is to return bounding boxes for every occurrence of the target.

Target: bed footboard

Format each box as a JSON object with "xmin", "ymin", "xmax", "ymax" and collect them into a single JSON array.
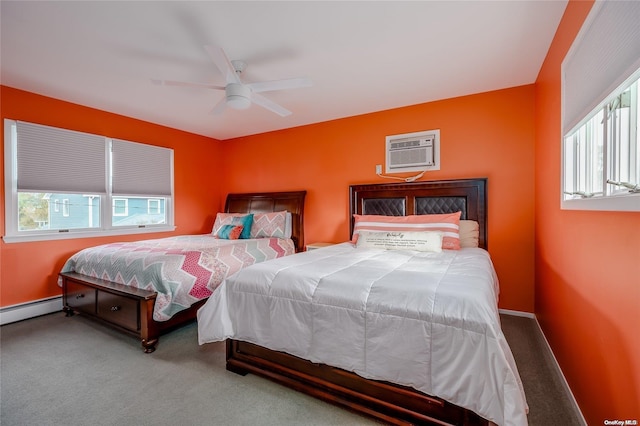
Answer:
[
  {"xmin": 226, "ymin": 339, "xmax": 489, "ymax": 426},
  {"xmin": 61, "ymin": 272, "xmax": 203, "ymax": 353}
]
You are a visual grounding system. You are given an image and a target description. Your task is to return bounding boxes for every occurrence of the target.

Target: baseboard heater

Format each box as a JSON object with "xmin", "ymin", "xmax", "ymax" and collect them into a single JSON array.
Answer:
[{"xmin": 0, "ymin": 296, "xmax": 62, "ymax": 326}]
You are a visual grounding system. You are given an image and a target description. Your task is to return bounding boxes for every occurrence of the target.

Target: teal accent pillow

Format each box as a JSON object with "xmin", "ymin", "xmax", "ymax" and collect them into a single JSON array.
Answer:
[
  {"xmin": 217, "ymin": 224, "xmax": 244, "ymax": 240},
  {"xmin": 232, "ymin": 214, "xmax": 254, "ymax": 239}
]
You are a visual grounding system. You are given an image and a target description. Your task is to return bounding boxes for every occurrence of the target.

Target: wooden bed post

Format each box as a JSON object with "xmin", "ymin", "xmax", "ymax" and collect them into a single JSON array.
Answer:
[{"xmin": 140, "ymin": 297, "xmax": 159, "ymax": 353}]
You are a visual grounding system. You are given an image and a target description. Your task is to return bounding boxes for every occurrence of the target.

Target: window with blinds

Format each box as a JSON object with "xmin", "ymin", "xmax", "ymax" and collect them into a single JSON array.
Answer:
[
  {"xmin": 561, "ymin": 0, "xmax": 640, "ymax": 211},
  {"xmin": 3, "ymin": 119, "xmax": 174, "ymax": 242}
]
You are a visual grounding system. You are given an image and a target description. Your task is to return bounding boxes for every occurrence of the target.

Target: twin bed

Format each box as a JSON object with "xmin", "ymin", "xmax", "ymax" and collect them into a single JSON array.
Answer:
[
  {"xmin": 60, "ymin": 179, "xmax": 528, "ymax": 425},
  {"xmin": 59, "ymin": 191, "xmax": 306, "ymax": 353}
]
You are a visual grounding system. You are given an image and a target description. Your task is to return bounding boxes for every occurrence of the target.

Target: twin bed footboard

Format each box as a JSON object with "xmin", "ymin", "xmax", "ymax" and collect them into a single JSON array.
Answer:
[{"xmin": 60, "ymin": 271, "xmax": 204, "ymax": 353}]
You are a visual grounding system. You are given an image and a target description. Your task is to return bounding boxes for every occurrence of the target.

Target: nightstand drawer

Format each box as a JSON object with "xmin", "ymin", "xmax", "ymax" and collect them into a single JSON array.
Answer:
[
  {"xmin": 97, "ymin": 291, "xmax": 139, "ymax": 331},
  {"xmin": 65, "ymin": 281, "xmax": 97, "ymax": 313}
]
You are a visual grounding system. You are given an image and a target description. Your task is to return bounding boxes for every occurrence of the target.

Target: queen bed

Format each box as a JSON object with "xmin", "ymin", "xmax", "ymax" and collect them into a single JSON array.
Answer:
[
  {"xmin": 59, "ymin": 190, "xmax": 306, "ymax": 353},
  {"xmin": 197, "ymin": 179, "xmax": 528, "ymax": 425}
]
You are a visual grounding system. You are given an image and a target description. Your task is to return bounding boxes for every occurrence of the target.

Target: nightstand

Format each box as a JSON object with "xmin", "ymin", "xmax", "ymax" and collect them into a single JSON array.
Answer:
[{"xmin": 306, "ymin": 242, "xmax": 335, "ymax": 251}]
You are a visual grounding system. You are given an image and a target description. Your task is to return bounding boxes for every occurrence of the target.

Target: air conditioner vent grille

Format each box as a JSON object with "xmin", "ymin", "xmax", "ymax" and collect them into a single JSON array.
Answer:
[{"xmin": 389, "ymin": 146, "xmax": 430, "ymax": 168}]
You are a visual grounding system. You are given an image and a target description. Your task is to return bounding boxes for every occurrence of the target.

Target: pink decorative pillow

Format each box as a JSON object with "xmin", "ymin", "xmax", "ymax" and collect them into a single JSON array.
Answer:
[
  {"xmin": 351, "ymin": 212, "xmax": 462, "ymax": 250},
  {"xmin": 250, "ymin": 211, "xmax": 287, "ymax": 238}
]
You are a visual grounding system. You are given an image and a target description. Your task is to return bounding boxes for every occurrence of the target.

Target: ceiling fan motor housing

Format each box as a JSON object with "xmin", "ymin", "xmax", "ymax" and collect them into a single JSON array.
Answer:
[
  {"xmin": 226, "ymin": 83, "xmax": 251, "ymax": 110},
  {"xmin": 155, "ymin": 46, "xmax": 309, "ymax": 116}
]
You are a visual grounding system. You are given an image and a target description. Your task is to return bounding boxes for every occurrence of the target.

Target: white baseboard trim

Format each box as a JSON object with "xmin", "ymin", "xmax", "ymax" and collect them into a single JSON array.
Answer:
[
  {"xmin": 500, "ymin": 309, "xmax": 587, "ymax": 425},
  {"xmin": 0, "ymin": 296, "xmax": 63, "ymax": 326},
  {"xmin": 532, "ymin": 317, "xmax": 588, "ymax": 426}
]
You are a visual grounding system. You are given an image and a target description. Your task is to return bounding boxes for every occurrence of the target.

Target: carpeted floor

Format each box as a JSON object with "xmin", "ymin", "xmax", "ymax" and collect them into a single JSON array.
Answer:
[
  {"xmin": 499, "ymin": 314, "xmax": 584, "ymax": 426},
  {"xmin": 0, "ymin": 312, "xmax": 584, "ymax": 425}
]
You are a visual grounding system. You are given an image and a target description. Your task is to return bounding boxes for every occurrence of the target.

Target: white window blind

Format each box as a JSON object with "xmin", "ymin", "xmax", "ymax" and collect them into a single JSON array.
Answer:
[
  {"xmin": 16, "ymin": 121, "xmax": 106, "ymax": 193},
  {"xmin": 111, "ymin": 139, "xmax": 173, "ymax": 196},
  {"xmin": 5, "ymin": 119, "xmax": 175, "ymax": 242},
  {"xmin": 562, "ymin": 0, "xmax": 640, "ymax": 136}
]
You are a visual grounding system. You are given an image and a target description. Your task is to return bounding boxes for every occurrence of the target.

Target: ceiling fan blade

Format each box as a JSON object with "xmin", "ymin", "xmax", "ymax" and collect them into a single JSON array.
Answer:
[
  {"xmin": 204, "ymin": 45, "xmax": 241, "ymax": 85},
  {"xmin": 248, "ymin": 77, "xmax": 312, "ymax": 94},
  {"xmin": 210, "ymin": 97, "xmax": 227, "ymax": 115},
  {"xmin": 251, "ymin": 93, "xmax": 292, "ymax": 117},
  {"xmin": 152, "ymin": 79, "xmax": 225, "ymax": 91}
]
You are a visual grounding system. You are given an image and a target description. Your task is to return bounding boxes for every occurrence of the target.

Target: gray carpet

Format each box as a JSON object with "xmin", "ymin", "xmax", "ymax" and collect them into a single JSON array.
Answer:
[{"xmin": 0, "ymin": 312, "xmax": 583, "ymax": 425}]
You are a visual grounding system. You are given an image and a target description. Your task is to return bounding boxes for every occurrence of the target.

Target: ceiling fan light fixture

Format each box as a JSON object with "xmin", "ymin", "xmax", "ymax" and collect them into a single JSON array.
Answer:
[
  {"xmin": 155, "ymin": 46, "xmax": 310, "ymax": 116},
  {"xmin": 226, "ymin": 83, "xmax": 251, "ymax": 110}
]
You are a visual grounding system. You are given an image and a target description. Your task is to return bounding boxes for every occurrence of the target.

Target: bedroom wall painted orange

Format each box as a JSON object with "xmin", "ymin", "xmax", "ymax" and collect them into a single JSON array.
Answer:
[
  {"xmin": 0, "ymin": 86, "xmax": 223, "ymax": 307},
  {"xmin": 535, "ymin": 0, "xmax": 640, "ymax": 423},
  {"xmin": 219, "ymin": 85, "xmax": 536, "ymax": 312},
  {"xmin": 2, "ymin": 5, "xmax": 637, "ymax": 419}
]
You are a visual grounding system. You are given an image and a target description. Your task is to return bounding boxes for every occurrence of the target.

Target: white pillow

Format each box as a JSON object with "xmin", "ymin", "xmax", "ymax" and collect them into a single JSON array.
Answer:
[
  {"xmin": 356, "ymin": 230, "xmax": 443, "ymax": 252},
  {"xmin": 284, "ymin": 212, "xmax": 292, "ymax": 238}
]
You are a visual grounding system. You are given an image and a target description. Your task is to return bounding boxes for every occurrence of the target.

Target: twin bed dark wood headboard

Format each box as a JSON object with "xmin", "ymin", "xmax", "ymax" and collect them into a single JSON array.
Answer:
[
  {"xmin": 349, "ymin": 178, "xmax": 488, "ymax": 249},
  {"xmin": 225, "ymin": 190, "xmax": 306, "ymax": 252}
]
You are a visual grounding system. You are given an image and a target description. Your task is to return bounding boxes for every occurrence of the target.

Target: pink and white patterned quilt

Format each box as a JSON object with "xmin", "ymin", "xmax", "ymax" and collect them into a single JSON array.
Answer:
[{"xmin": 59, "ymin": 235, "xmax": 295, "ymax": 321}]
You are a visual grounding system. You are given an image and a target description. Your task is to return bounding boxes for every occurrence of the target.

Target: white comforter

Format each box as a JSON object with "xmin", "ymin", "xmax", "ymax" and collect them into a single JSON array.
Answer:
[{"xmin": 197, "ymin": 243, "xmax": 528, "ymax": 425}]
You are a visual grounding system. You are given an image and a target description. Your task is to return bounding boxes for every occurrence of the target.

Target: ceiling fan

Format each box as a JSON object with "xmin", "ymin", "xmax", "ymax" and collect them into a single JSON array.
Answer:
[{"xmin": 152, "ymin": 45, "xmax": 312, "ymax": 117}]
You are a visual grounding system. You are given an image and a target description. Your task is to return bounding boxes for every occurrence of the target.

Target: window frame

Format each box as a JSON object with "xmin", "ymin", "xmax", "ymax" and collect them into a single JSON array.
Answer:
[
  {"xmin": 112, "ymin": 198, "xmax": 129, "ymax": 217},
  {"xmin": 561, "ymin": 72, "xmax": 640, "ymax": 211},
  {"xmin": 561, "ymin": 0, "xmax": 640, "ymax": 212},
  {"xmin": 3, "ymin": 119, "xmax": 175, "ymax": 243},
  {"xmin": 62, "ymin": 199, "xmax": 70, "ymax": 217},
  {"xmin": 148, "ymin": 198, "xmax": 161, "ymax": 215}
]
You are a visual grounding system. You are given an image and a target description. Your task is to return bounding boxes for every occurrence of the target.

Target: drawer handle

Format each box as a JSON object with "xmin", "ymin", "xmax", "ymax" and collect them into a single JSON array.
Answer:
[
  {"xmin": 75, "ymin": 294, "xmax": 85, "ymax": 299},
  {"xmin": 110, "ymin": 306, "xmax": 121, "ymax": 312}
]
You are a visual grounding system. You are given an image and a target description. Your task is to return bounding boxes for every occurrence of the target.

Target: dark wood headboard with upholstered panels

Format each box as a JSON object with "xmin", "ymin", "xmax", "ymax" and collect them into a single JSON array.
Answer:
[{"xmin": 349, "ymin": 178, "xmax": 487, "ymax": 249}]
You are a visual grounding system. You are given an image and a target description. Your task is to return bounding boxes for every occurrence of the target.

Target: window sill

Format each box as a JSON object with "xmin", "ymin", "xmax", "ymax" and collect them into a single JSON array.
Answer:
[
  {"xmin": 2, "ymin": 225, "xmax": 177, "ymax": 243},
  {"xmin": 561, "ymin": 192, "xmax": 640, "ymax": 211}
]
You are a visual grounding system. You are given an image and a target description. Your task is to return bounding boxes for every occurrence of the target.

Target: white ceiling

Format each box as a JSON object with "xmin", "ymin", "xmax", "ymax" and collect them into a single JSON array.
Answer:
[{"xmin": 1, "ymin": 1, "xmax": 567, "ymax": 141}]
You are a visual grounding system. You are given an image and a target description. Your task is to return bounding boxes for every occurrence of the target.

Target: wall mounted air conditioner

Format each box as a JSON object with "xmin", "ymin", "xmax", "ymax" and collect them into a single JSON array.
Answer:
[{"xmin": 385, "ymin": 129, "xmax": 440, "ymax": 173}]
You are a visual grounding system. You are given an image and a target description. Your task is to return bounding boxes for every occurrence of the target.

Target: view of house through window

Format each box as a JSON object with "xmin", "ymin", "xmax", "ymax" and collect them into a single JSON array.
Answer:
[
  {"xmin": 112, "ymin": 198, "xmax": 128, "ymax": 216},
  {"xmin": 112, "ymin": 197, "xmax": 166, "ymax": 227},
  {"xmin": 18, "ymin": 193, "xmax": 100, "ymax": 231},
  {"xmin": 17, "ymin": 193, "xmax": 168, "ymax": 232}
]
